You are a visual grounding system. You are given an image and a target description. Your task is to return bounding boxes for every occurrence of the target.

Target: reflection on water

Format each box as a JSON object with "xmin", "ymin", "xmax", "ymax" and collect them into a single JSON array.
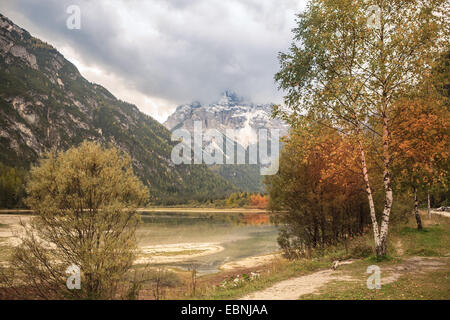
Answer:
[{"xmin": 137, "ymin": 211, "xmax": 279, "ymax": 274}]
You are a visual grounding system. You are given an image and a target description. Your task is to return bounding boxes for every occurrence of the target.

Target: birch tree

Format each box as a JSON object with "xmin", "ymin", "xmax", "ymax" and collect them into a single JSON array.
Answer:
[{"xmin": 275, "ymin": 0, "xmax": 449, "ymax": 258}]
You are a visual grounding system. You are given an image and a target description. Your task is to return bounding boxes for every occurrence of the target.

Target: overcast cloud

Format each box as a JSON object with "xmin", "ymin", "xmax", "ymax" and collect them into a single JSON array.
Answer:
[{"xmin": 0, "ymin": 0, "xmax": 307, "ymax": 122}]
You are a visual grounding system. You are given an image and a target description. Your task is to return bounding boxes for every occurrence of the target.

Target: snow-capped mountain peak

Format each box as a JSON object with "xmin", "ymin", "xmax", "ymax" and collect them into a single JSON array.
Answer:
[
  {"xmin": 164, "ymin": 92, "xmax": 288, "ymax": 146},
  {"xmin": 163, "ymin": 91, "xmax": 287, "ymax": 192}
]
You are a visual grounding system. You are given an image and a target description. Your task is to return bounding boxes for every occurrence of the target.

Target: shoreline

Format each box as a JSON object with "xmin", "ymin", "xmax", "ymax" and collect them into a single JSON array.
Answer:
[
  {"xmin": 0, "ymin": 209, "xmax": 33, "ymax": 213},
  {"xmin": 0, "ymin": 207, "xmax": 269, "ymax": 214},
  {"xmin": 220, "ymin": 253, "xmax": 282, "ymax": 271},
  {"xmin": 138, "ymin": 207, "xmax": 268, "ymax": 213}
]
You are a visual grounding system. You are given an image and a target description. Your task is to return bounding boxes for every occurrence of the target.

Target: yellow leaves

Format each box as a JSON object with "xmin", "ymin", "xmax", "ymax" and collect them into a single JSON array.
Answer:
[
  {"xmin": 281, "ymin": 125, "xmax": 363, "ymax": 192},
  {"xmin": 391, "ymin": 92, "xmax": 449, "ymax": 185}
]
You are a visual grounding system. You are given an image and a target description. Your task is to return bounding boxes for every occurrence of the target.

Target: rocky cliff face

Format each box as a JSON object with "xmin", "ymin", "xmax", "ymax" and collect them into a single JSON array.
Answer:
[
  {"xmin": 164, "ymin": 91, "xmax": 288, "ymax": 192},
  {"xmin": 165, "ymin": 91, "xmax": 288, "ymax": 147},
  {"xmin": 0, "ymin": 13, "xmax": 234, "ymax": 203}
]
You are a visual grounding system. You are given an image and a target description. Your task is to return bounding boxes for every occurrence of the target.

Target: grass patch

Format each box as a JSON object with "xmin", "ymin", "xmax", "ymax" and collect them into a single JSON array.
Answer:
[
  {"xmin": 395, "ymin": 216, "xmax": 450, "ymax": 257},
  {"xmin": 196, "ymin": 214, "xmax": 450, "ymax": 300},
  {"xmin": 301, "ymin": 268, "xmax": 450, "ymax": 300},
  {"xmin": 201, "ymin": 258, "xmax": 331, "ymax": 300},
  {"xmin": 199, "ymin": 251, "xmax": 401, "ymax": 300},
  {"xmin": 408, "ymin": 248, "xmax": 440, "ymax": 257},
  {"xmin": 366, "ymin": 254, "xmax": 396, "ymax": 263},
  {"xmin": 299, "ymin": 214, "xmax": 450, "ymax": 300}
]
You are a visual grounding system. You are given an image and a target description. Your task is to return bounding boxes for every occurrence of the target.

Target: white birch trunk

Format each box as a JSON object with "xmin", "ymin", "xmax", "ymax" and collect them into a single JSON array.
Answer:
[
  {"xmin": 358, "ymin": 111, "xmax": 394, "ymax": 258},
  {"xmin": 378, "ymin": 113, "xmax": 393, "ymax": 257},
  {"xmin": 358, "ymin": 140, "xmax": 381, "ymax": 251}
]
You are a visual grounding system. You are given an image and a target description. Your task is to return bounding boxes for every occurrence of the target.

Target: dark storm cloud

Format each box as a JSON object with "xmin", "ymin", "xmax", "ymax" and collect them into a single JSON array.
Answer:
[{"xmin": 0, "ymin": 0, "xmax": 306, "ymax": 117}]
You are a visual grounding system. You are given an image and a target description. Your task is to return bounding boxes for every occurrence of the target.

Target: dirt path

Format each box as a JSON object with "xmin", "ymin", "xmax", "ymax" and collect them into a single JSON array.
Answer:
[
  {"xmin": 431, "ymin": 210, "xmax": 450, "ymax": 218},
  {"xmin": 241, "ymin": 257, "xmax": 449, "ymax": 300},
  {"xmin": 380, "ymin": 256, "xmax": 449, "ymax": 285},
  {"xmin": 241, "ymin": 261, "xmax": 355, "ymax": 300},
  {"xmin": 241, "ymin": 270, "xmax": 354, "ymax": 300}
]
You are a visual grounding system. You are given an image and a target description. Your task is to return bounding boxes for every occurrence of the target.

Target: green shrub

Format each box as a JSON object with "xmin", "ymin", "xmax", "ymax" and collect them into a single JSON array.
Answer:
[{"xmin": 349, "ymin": 238, "xmax": 373, "ymax": 258}]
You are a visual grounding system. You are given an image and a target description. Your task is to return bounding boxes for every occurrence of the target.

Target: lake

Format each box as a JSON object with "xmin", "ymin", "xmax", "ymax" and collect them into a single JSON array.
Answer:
[
  {"xmin": 0, "ymin": 210, "xmax": 280, "ymax": 275},
  {"xmin": 136, "ymin": 211, "xmax": 279, "ymax": 274}
]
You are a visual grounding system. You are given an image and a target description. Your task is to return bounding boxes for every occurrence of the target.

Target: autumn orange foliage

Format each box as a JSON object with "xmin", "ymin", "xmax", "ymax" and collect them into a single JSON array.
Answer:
[
  {"xmin": 266, "ymin": 125, "xmax": 371, "ymax": 256},
  {"xmin": 249, "ymin": 194, "xmax": 269, "ymax": 209}
]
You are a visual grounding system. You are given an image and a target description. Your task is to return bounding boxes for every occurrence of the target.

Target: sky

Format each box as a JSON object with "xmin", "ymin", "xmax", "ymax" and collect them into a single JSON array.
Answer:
[{"xmin": 0, "ymin": 0, "xmax": 307, "ymax": 123}]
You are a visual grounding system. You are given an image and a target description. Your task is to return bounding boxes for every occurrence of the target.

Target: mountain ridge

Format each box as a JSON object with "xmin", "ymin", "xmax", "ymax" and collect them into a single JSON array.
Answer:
[
  {"xmin": 164, "ymin": 91, "xmax": 288, "ymax": 192},
  {"xmin": 0, "ymin": 13, "xmax": 235, "ymax": 204},
  {"xmin": 165, "ymin": 91, "xmax": 287, "ymax": 145}
]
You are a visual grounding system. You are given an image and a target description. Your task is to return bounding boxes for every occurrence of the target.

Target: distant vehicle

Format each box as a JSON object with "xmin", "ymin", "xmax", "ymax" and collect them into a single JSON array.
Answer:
[{"xmin": 436, "ymin": 206, "xmax": 450, "ymax": 212}]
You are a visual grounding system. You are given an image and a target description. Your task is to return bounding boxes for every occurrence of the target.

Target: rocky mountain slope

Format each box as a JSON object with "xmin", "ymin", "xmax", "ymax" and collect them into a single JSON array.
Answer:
[
  {"xmin": 164, "ymin": 91, "xmax": 288, "ymax": 192},
  {"xmin": 0, "ymin": 13, "xmax": 235, "ymax": 204},
  {"xmin": 165, "ymin": 91, "xmax": 288, "ymax": 145}
]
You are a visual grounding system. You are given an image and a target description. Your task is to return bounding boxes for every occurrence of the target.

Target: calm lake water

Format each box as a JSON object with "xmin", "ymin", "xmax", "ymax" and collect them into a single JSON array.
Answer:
[
  {"xmin": 0, "ymin": 210, "xmax": 279, "ymax": 275},
  {"xmin": 137, "ymin": 211, "xmax": 279, "ymax": 274}
]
